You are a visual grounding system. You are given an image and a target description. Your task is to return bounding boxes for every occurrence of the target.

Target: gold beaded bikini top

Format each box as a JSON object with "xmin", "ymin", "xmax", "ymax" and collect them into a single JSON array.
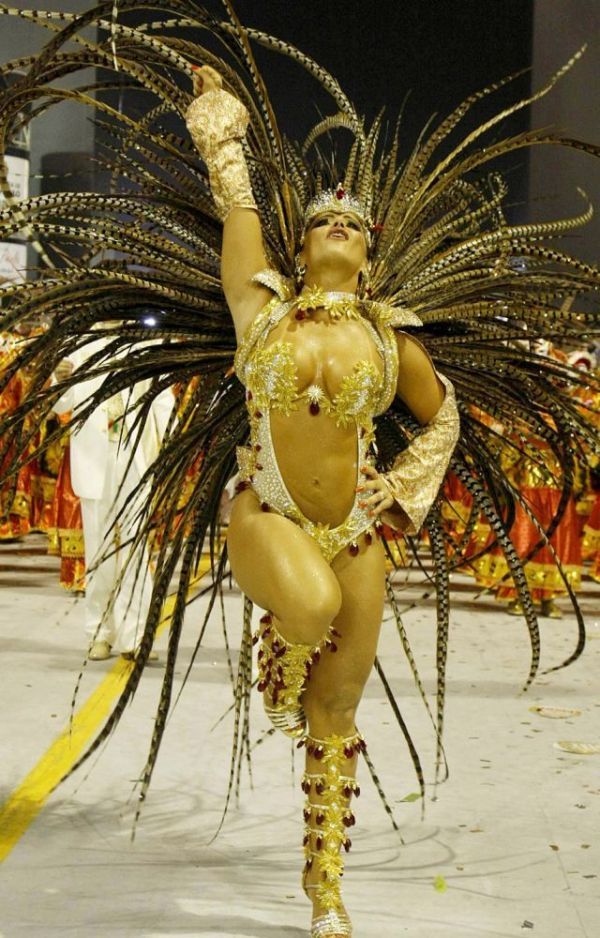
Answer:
[{"xmin": 234, "ymin": 270, "xmax": 422, "ymax": 430}]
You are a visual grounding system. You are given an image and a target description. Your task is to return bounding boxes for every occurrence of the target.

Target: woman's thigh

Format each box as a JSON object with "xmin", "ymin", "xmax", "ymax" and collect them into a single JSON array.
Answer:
[
  {"xmin": 302, "ymin": 536, "xmax": 386, "ymax": 733},
  {"xmin": 227, "ymin": 489, "xmax": 342, "ymax": 642}
]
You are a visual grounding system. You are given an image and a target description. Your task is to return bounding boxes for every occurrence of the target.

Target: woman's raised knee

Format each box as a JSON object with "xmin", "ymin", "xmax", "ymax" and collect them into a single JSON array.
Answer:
[{"xmin": 278, "ymin": 575, "xmax": 342, "ymax": 644}]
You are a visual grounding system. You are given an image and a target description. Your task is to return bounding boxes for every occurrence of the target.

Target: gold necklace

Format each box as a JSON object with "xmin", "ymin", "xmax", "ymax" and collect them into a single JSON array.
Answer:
[{"xmin": 294, "ymin": 286, "xmax": 361, "ymax": 321}]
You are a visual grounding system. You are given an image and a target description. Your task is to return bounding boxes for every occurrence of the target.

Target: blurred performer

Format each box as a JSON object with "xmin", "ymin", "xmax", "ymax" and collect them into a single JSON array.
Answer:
[
  {"xmin": 47, "ymin": 414, "xmax": 86, "ymax": 593},
  {"xmin": 499, "ymin": 431, "xmax": 582, "ymax": 617},
  {"xmin": 569, "ymin": 349, "xmax": 600, "ymax": 583},
  {"xmin": 53, "ymin": 344, "xmax": 173, "ymax": 659},
  {"xmin": 582, "ymin": 493, "xmax": 600, "ymax": 582},
  {"xmin": 0, "ymin": 330, "xmax": 32, "ymax": 540}
]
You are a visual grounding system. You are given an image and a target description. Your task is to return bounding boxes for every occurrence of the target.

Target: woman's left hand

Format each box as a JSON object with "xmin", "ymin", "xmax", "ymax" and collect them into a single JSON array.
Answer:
[{"xmin": 357, "ymin": 465, "xmax": 395, "ymax": 517}]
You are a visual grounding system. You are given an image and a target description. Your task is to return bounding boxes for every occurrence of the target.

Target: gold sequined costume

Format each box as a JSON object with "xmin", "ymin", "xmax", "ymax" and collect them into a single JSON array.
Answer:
[{"xmin": 233, "ymin": 270, "xmax": 439, "ymax": 561}]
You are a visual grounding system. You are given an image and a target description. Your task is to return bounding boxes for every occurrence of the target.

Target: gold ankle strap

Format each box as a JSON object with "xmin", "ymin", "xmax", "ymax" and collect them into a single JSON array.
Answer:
[
  {"xmin": 300, "ymin": 731, "xmax": 366, "ymax": 760},
  {"xmin": 311, "ymin": 910, "xmax": 352, "ymax": 937}
]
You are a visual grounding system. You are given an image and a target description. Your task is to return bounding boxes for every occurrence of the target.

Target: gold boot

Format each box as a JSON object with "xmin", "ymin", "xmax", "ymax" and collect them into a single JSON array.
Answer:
[
  {"xmin": 254, "ymin": 614, "xmax": 340, "ymax": 738},
  {"xmin": 300, "ymin": 731, "xmax": 365, "ymax": 937}
]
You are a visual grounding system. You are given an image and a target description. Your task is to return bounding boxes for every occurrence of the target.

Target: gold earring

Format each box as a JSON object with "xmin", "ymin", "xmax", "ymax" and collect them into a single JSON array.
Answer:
[{"xmin": 295, "ymin": 255, "xmax": 307, "ymax": 289}]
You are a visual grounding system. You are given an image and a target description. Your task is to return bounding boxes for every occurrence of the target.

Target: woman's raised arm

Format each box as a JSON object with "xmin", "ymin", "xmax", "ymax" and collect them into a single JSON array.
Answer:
[{"xmin": 185, "ymin": 66, "xmax": 271, "ymax": 340}]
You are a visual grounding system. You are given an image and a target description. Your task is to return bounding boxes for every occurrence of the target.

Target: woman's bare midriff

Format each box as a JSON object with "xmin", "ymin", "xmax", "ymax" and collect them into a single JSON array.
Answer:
[{"xmin": 270, "ymin": 408, "xmax": 359, "ymax": 526}]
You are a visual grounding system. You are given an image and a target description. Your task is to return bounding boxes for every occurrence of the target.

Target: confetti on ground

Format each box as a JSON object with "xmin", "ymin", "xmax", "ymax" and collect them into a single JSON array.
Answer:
[
  {"xmin": 530, "ymin": 706, "xmax": 582, "ymax": 719},
  {"xmin": 433, "ymin": 875, "xmax": 447, "ymax": 893},
  {"xmin": 553, "ymin": 741, "xmax": 600, "ymax": 755}
]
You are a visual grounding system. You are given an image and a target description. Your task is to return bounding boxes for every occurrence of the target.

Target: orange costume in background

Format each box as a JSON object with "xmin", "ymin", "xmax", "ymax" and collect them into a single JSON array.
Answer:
[
  {"xmin": 570, "ymin": 363, "xmax": 600, "ymax": 583},
  {"xmin": 0, "ymin": 332, "xmax": 33, "ymax": 540},
  {"xmin": 473, "ymin": 427, "xmax": 582, "ymax": 607},
  {"xmin": 47, "ymin": 415, "xmax": 85, "ymax": 592},
  {"xmin": 582, "ymin": 492, "xmax": 600, "ymax": 583}
]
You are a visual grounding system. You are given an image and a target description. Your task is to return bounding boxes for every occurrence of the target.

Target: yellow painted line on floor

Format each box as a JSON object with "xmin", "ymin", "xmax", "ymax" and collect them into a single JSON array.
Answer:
[{"xmin": 0, "ymin": 556, "xmax": 212, "ymax": 863}]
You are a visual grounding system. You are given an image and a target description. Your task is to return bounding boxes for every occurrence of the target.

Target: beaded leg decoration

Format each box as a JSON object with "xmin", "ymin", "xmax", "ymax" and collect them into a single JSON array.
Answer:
[
  {"xmin": 299, "ymin": 731, "xmax": 366, "ymax": 937},
  {"xmin": 254, "ymin": 614, "xmax": 341, "ymax": 738}
]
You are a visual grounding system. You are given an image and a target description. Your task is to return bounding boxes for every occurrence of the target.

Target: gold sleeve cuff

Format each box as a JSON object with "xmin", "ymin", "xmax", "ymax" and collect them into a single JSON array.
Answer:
[
  {"xmin": 383, "ymin": 374, "xmax": 460, "ymax": 534},
  {"xmin": 185, "ymin": 89, "xmax": 257, "ymax": 221}
]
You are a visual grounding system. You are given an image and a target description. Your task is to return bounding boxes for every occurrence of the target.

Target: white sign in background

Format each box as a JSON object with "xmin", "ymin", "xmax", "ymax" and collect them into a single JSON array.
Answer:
[
  {"xmin": 0, "ymin": 242, "xmax": 27, "ymax": 284},
  {"xmin": 0, "ymin": 155, "xmax": 30, "ymax": 283},
  {"xmin": 0, "ymin": 154, "xmax": 29, "ymax": 204}
]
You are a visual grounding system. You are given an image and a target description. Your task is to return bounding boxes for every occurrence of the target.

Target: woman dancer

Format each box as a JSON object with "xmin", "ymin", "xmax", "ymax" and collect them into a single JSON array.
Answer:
[
  {"xmin": 186, "ymin": 64, "xmax": 459, "ymax": 934},
  {"xmin": 1, "ymin": 6, "xmax": 599, "ymax": 936}
]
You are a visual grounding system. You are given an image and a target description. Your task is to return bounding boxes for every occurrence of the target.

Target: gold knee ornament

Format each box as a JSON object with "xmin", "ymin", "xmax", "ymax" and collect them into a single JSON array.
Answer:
[{"xmin": 254, "ymin": 613, "xmax": 341, "ymax": 738}]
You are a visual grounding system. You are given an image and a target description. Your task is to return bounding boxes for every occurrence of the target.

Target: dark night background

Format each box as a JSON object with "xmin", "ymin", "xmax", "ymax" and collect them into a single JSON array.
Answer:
[
  {"xmin": 1, "ymin": 1, "xmax": 598, "ymax": 261},
  {"xmin": 205, "ymin": 0, "xmax": 534, "ymax": 137},
  {"xmin": 119, "ymin": 0, "xmax": 536, "ymax": 217}
]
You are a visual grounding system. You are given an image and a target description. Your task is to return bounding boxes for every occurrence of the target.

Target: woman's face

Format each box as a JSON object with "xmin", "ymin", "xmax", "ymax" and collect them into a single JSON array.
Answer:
[{"xmin": 300, "ymin": 211, "xmax": 368, "ymax": 280}]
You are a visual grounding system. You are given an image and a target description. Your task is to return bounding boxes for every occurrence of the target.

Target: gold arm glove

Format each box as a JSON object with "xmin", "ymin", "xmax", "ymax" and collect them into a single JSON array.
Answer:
[
  {"xmin": 185, "ymin": 88, "xmax": 257, "ymax": 221},
  {"xmin": 383, "ymin": 374, "xmax": 460, "ymax": 534}
]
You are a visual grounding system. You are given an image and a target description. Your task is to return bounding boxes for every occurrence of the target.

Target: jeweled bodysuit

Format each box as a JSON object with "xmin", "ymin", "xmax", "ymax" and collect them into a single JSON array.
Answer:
[{"xmin": 234, "ymin": 270, "xmax": 422, "ymax": 562}]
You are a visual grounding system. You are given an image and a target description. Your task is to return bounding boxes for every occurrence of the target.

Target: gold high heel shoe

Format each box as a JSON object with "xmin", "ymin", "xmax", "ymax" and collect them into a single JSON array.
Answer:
[
  {"xmin": 299, "ymin": 731, "xmax": 365, "ymax": 937},
  {"xmin": 254, "ymin": 614, "xmax": 340, "ymax": 738}
]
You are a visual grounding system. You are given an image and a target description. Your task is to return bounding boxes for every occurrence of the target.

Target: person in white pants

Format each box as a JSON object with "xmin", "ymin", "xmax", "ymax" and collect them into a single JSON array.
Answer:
[{"xmin": 54, "ymin": 337, "xmax": 173, "ymax": 660}]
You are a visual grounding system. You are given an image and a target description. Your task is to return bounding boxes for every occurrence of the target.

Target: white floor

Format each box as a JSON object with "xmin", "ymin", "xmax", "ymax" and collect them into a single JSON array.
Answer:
[{"xmin": 1, "ymin": 534, "xmax": 599, "ymax": 938}]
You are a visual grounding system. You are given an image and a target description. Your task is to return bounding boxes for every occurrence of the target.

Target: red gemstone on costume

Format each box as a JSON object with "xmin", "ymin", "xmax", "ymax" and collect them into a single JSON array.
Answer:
[
  {"xmin": 260, "ymin": 501, "xmax": 269, "ymax": 511},
  {"xmin": 254, "ymin": 444, "xmax": 262, "ymax": 451},
  {"xmin": 309, "ymin": 401, "xmax": 320, "ymax": 416},
  {"xmin": 295, "ymin": 310, "xmax": 306, "ymax": 321},
  {"xmin": 257, "ymin": 680, "xmax": 267, "ymax": 692},
  {"xmin": 303, "ymin": 809, "xmax": 312, "ymax": 822},
  {"xmin": 314, "ymin": 746, "xmax": 324, "ymax": 760},
  {"xmin": 316, "ymin": 836, "xmax": 323, "ymax": 850},
  {"xmin": 344, "ymin": 745, "xmax": 354, "ymax": 759},
  {"xmin": 246, "ymin": 390, "xmax": 253, "ymax": 401},
  {"xmin": 344, "ymin": 838, "xmax": 352, "ymax": 852},
  {"xmin": 365, "ymin": 532, "xmax": 373, "ymax": 546},
  {"xmin": 255, "ymin": 410, "xmax": 262, "ymax": 418},
  {"xmin": 316, "ymin": 812, "xmax": 324, "ymax": 825},
  {"xmin": 315, "ymin": 782, "xmax": 325, "ymax": 795},
  {"xmin": 349, "ymin": 542, "xmax": 359, "ymax": 556}
]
